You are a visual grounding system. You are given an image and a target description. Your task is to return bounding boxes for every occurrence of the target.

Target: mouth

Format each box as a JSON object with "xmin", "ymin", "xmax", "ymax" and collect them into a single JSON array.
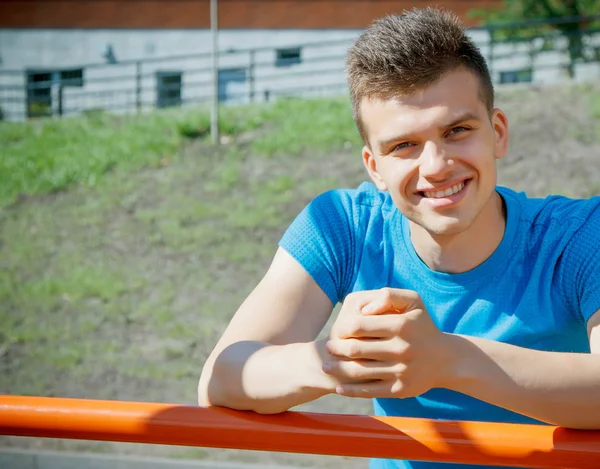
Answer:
[{"xmin": 418, "ymin": 179, "xmax": 471, "ymax": 199}]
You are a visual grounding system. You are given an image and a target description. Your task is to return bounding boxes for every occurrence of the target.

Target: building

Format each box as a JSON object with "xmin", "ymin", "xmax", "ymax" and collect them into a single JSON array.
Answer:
[{"xmin": 1, "ymin": 0, "xmax": 598, "ymax": 121}]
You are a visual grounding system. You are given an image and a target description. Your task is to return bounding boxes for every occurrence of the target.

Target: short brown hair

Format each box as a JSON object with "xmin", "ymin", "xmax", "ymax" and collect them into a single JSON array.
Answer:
[{"xmin": 346, "ymin": 8, "xmax": 494, "ymax": 145}]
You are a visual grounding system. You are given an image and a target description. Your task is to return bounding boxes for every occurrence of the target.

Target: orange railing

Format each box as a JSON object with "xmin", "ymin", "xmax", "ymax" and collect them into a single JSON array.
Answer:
[{"xmin": 1, "ymin": 395, "xmax": 600, "ymax": 468}]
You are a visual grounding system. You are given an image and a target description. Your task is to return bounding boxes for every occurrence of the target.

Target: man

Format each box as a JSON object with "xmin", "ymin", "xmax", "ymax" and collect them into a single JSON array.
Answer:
[{"xmin": 198, "ymin": 8, "xmax": 600, "ymax": 469}]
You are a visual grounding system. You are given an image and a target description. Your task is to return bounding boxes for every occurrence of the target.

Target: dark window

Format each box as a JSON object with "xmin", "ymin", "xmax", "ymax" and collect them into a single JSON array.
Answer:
[
  {"xmin": 499, "ymin": 69, "xmax": 532, "ymax": 84},
  {"xmin": 25, "ymin": 68, "xmax": 84, "ymax": 118},
  {"xmin": 276, "ymin": 47, "xmax": 301, "ymax": 67},
  {"xmin": 156, "ymin": 71, "xmax": 182, "ymax": 108},
  {"xmin": 60, "ymin": 69, "xmax": 84, "ymax": 87},
  {"xmin": 26, "ymin": 71, "xmax": 53, "ymax": 118}
]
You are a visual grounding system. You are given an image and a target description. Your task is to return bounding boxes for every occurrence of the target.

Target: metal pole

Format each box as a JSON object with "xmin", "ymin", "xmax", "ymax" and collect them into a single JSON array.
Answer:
[
  {"xmin": 3, "ymin": 395, "xmax": 600, "ymax": 468},
  {"xmin": 249, "ymin": 50, "xmax": 255, "ymax": 102},
  {"xmin": 136, "ymin": 61, "xmax": 142, "ymax": 113},
  {"xmin": 210, "ymin": 0, "xmax": 219, "ymax": 145}
]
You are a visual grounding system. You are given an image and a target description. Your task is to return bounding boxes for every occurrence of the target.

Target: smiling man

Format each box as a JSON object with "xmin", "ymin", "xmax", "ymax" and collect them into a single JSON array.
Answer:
[{"xmin": 198, "ymin": 8, "xmax": 600, "ymax": 469}]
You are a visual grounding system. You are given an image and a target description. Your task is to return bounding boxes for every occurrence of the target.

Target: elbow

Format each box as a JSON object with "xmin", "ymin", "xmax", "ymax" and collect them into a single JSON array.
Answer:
[
  {"xmin": 197, "ymin": 386, "xmax": 210, "ymax": 407},
  {"xmin": 197, "ymin": 371, "xmax": 212, "ymax": 407},
  {"xmin": 198, "ymin": 358, "xmax": 220, "ymax": 407},
  {"xmin": 197, "ymin": 367, "xmax": 290, "ymax": 415},
  {"xmin": 197, "ymin": 341, "xmax": 292, "ymax": 414}
]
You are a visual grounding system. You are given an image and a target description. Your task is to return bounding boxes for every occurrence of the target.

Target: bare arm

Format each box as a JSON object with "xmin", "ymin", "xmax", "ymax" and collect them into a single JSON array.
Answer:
[
  {"xmin": 198, "ymin": 248, "xmax": 338, "ymax": 414},
  {"xmin": 324, "ymin": 289, "xmax": 600, "ymax": 429},
  {"xmin": 444, "ymin": 309, "xmax": 600, "ymax": 429}
]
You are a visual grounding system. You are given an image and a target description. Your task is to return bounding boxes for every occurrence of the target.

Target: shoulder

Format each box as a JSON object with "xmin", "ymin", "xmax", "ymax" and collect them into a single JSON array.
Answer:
[
  {"xmin": 498, "ymin": 186, "xmax": 600, "ymax": 233},
  {"xmin": 313, "ymin": 181, "xmax": 389, "ymax": 209},
  {"xmin": 279, "ymin": 182, "xmax": 391, "ymax": 304},
  {"xmin": 307, "ymin": 181, "xmax": 393, "ymax": 227}
]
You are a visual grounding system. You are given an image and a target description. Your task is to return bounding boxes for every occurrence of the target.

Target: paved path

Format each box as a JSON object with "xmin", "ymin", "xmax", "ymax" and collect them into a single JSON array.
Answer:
[{"xmin": 0, "ymin": 448, "xmax": 304, "ymax": 469}]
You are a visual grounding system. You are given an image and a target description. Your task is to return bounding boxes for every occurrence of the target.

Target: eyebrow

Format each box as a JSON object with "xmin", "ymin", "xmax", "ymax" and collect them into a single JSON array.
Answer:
[{"xmin": 376, "ymin": 111, "xmax": 481, "ymax": 150}]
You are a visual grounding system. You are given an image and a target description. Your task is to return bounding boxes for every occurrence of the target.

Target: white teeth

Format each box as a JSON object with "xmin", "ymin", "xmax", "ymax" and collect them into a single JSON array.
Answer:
[{"xmin": 423, "ymin": 182, "xmax": 465, "ymax": 199}]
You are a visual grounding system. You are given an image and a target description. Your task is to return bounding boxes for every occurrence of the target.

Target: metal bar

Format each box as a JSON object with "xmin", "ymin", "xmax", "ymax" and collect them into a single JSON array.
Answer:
[
  {"xmin": 210, "ymin": 0, "xmax": 219, "ymax": 145},
  {"xmin": 249, "ymin": 49, "xmax": 255, "ymax": 102},
  {"xmin": 136, "ymin": 61, "xmax": 142, "ymax": 113},
  {"xmin": 0, "ymin": 14, "xmax": 599, "ymax": 75},
  {"xmin": 2, "ymin": 396, "xmax": 600, "ymax": 468}
]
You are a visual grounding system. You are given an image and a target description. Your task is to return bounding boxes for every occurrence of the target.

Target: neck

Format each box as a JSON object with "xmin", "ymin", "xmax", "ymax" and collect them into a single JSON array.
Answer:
[{"xmin": 410, "ymin": 192, "xmax": 506, "ymax": 274}]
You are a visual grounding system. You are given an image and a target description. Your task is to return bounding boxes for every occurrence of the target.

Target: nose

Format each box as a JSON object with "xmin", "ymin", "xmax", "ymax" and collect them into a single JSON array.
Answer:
[{"xmin": 419, "ymin": 141, "xmax": 453, "ymax": 180}]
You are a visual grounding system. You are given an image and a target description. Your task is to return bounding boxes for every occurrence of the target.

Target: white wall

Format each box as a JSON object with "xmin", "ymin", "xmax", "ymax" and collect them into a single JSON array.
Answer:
[
  {"xmin": 1, "ymin": 28, "xmax": 598, "ymax": 121},
  {"xmin": 0, "ymin": 29, "xmax": 362, "ymax": 69},
  {"xmin": 0, "ymin": 29, "xmax": 365, "ymax": 119}
]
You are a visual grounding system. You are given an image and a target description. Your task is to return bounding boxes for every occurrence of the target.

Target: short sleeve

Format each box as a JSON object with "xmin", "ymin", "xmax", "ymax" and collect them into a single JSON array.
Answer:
[
  {"xmin": 557, "ymin": 202, "xmax": 600, "ymax": 324},
  {"xmin": 278, "ymin": 190, "xmax": 357, "ymax": 305}
]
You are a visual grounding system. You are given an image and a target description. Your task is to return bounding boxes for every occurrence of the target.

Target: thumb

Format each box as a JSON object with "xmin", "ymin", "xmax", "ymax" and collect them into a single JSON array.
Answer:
[{"xmin": 361, "ymin": 288, "xmax": 418, "ymax": 315}]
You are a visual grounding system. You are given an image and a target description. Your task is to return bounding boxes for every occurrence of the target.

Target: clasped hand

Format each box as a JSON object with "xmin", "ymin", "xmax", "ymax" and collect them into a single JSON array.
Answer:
[{"xmin": 322, "ymin": 288, "xmax": 456, "ymax": 399}]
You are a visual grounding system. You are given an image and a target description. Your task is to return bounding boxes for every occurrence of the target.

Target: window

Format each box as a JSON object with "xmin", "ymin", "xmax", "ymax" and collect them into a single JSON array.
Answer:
[
  {"xmin": 499, "ymin": 69, "xmax": 532, "ymax": 84},
  {"xmin": 60, "ymin": 69, "xmax": 84, "ymax": 87},
  {"xmin": 26, "ymin": 71, "xmax": 53, "ymax": 118},
  {"xmin": 156, "ymin": 71, "xmax": 182, "ymax": 108},
  {"xmin": 276, "ymin": 47, "xmax": 302, "ymax": 67},
  {"xmin": 218, "ymin": 68, "xmax": 247, "ymax": 103},
  {"xmin": 26, "ymin": 68, "xmax": 84, "ymax": 118}
]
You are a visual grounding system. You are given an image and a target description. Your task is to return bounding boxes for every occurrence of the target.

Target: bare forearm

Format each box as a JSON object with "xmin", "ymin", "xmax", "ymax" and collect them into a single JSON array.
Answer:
[
  {"xmin": 446, "ymin": 334, "xmax": 600, "ymax": 429},
  {"xmin": 199, "ymin": 340, "xmax": 335, "ymax": 414}
]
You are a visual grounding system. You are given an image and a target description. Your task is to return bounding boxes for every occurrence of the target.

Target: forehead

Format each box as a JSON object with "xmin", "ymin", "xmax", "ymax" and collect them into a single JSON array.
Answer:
[{"xmin": 360, "ymin": 69, "xmax": 487, "ymax": 144}]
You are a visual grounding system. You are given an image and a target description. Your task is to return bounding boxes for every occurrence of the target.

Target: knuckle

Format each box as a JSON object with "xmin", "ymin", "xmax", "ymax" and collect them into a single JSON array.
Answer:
[
  {"xmin": 326, "ymin": 339, "xmax": 339, "ymax": 355},
  {"xmin": 379, "ymin": 287, "xmax": 394, "ymax": 303},
  {"xmin": 391, "ymin": 379, "xmax": 406, "ymax": 396},
  {"xmin": 347, "ymin": 340, "xmax": 361, "ymax": 358},
  {"xmin": 392, "ymin": 362, "xmax": 408, "ymax": 377},
  {"xmin": 344, "ymin": 291, "xmax": 356, "ymax": 303},
  {"xmin": 349, "ymin": 362, "xmax": 367, "ymax": 380},
  {"xmin": 392, "ymin": 340, "xmax": 408, "ymax": 357},
  {"xmin": 391, "ymin": 318, "xmax": 406, "ymax": 335},
  {"xmin": 345, "ymin": 291, "xmax": 361, "ymax": 305},
  {"xmin": 410, "ymin": 290, "xmax": 423, "ymax": 305},
  {"xmin": 346, "ymin": 318, "xmax": 363, "ymax": 337}
]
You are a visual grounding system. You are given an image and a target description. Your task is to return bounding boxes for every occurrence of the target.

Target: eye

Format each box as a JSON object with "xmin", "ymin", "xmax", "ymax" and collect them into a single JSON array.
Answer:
[
  {"xmin": 446, "ymin": 126, "xmax": 470, "ymax": 137},
  {"xmin": 391, "ymin": 142, "xmax": 413, "ymax": 152}
]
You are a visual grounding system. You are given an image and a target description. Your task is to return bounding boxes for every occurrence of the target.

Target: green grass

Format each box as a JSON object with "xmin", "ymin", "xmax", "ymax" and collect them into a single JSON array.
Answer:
[
  {"xmin": 0, "ymin": 97, "xmax": 360, "ymax": 207},
  {"xmin": 0, "ymin": 94, "xmax": 365, "ymax": 407},
  {"xmin": 2, "ymin": 85, "xmax": 600, "ymax": 463}
]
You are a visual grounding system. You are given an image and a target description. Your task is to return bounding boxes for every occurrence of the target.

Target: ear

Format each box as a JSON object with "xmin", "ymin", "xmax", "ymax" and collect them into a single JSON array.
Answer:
[
  {"xmin": 491, "ymin": 108, "xmax": 509, "ymax": 160},
  {"xmin": 362, "ymin": 145, "xmax": 387, "ymax": 191}
]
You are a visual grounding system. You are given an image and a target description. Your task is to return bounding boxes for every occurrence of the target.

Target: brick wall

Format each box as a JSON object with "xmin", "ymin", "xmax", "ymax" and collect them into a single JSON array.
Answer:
[{"xmin": 0, "ymin": 0, "xmax": 501, "ymax": 28}]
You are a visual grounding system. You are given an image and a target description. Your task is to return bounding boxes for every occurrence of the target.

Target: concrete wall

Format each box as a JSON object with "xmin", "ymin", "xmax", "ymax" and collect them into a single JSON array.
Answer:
[
  {"xmin": 0, "ymin": 29, "xmax": 364, "ymax": 120},
  {"xmin": 1, "ymin": 28, "xmax": 599, "ymax": 121}
]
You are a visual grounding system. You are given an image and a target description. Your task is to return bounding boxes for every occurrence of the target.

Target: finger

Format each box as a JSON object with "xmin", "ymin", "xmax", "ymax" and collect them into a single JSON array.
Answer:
[
  {"xmin": 326, "ymin": 338, "xmax": 407, "ymax": 361},
  {"xmin": 336, "ymin": 380, "xmax": 405, "ymax": 399},
  {"xmin": 361, "ymin": 288, "xmax": 421, "ymax": 316},
  {"xmin": 334, "ymin": 314, "xmax": 405, "ymax": 339},
  {"xmin": 322, "ymin": 359, "xmax": 404, "ymax": 382}
]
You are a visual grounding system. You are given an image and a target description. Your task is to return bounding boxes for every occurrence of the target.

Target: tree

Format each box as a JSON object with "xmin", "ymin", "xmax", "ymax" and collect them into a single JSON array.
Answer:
[{"xmin": 470, "ymin": 0, "xmax": 600, "ymax": 77}]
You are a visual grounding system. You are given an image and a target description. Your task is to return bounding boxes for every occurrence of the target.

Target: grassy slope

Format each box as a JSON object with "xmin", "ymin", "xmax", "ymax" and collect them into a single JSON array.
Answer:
[{"xmin": 2, "ymin": 84, "xmax": 600, "ymax": 466}]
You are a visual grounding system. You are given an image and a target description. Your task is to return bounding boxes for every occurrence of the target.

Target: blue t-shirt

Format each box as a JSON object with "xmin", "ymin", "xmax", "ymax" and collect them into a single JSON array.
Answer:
[{"xmin": 279, "ymin": 182, "xmax": 600, "ymax": 469}]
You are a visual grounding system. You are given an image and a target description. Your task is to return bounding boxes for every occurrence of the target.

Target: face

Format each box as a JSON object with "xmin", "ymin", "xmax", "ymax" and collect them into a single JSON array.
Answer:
[{"xmin": 360, "ymin": 68, "xmax": 509, "ymax": 238}]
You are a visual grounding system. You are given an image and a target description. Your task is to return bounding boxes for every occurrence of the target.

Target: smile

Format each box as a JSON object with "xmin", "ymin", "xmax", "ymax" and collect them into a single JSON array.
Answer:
[{"xmin": 420, "ymin": 181, "xmax": 467, "ymax": 199}]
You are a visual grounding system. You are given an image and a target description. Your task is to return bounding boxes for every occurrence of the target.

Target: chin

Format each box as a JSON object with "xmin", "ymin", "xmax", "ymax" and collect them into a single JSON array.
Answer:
[{"xmin": 421, "ymin": 218, "xmax": 471, "ymax": 237}]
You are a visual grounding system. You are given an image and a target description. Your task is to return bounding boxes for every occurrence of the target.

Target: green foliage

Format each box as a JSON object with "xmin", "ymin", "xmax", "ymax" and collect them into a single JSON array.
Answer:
[
  {"xmin": 470, "ymin": 0, "xmax": 600, "ymax": 26},
  {"xmin": 470, "ymin": 0, "xmax": 600, "ymax": 77},
  {"xmin": 470, "ymin": 0, "xmax": 600, "ymax": 43},
  {"xmin": 2, "ymin": 85, "xmax": 600, "ymax": 463},
  {"xmin": 0, "ymin": 97, "xmax": 360, "ymax": 207},
  {"xmin": 0, "ymin": 94, "xmax": 367, "ymax": 405}
]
